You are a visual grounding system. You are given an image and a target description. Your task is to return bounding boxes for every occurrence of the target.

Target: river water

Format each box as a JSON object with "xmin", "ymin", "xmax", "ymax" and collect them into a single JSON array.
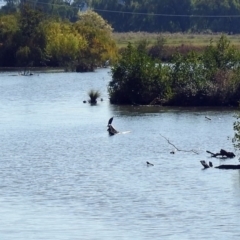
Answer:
[{"xmin": 0, "ymin": 68, "xmax": 240, "ymax": 239}]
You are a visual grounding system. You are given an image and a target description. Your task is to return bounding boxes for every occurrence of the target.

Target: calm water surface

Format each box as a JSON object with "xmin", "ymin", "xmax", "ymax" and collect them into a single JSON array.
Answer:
[{"xmin": 0, "ymin": 69, "xmax": 240, "ymax": 240}]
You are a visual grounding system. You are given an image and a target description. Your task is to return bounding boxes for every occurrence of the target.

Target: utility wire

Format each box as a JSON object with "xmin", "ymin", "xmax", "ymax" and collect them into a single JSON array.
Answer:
[
  {"xmin": 14, "ymin": 0, "xmax": 240, "ymax": 18},
  {"xmin": 93, "ymin": 8, "xmax": 240, "ymax": 18}
]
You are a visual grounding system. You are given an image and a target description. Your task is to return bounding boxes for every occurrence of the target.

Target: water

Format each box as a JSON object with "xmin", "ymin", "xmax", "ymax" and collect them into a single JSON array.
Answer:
[{"xmin": 0, "ymin": 69, "xmax": 240, "ymax": 239}]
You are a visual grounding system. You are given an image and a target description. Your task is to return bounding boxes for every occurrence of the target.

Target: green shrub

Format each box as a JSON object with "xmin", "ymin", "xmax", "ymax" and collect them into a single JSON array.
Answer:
[{"xmin": 109, "ymin": 43, "xmax": 172, "ymax": 105}]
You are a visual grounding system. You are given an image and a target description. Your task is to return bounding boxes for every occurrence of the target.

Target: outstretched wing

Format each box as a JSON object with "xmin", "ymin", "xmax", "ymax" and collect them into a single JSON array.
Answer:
[{"xmin": 108, "ymin": 117, "xmax": 114, "ymax": 126}]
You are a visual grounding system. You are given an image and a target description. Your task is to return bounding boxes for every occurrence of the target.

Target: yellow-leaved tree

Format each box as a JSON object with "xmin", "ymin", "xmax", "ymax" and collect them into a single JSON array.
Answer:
[
  {"xmin": 44, "ymin": 21, "xmax": 87, "ymax": 68},
  {"xmin": 74, "ymin": 10, "xmax": 118, "ymax": 71}
]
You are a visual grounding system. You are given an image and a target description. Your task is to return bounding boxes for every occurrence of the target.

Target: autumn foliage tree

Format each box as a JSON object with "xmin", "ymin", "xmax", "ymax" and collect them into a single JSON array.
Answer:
[
  {"xmin": 0, "ymin": 6, "xmax": 118, "ymax": 71},
  {"xmin": 74, "ymin": 10, "xmax": 118, "ymax": 71},
  {"xmin": 44, "ymin": 21, "xmax": 86, "ymax": 68}
]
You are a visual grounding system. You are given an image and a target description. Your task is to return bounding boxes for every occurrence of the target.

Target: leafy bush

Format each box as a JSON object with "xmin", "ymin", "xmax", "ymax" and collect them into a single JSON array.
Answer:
[
  {"xmin": 109, "ymin": 43, "xmax": 172, "ymax": 105},
  {"xmin": 169, "ymin": 35, "xmax": 240, "ymax": 106}
]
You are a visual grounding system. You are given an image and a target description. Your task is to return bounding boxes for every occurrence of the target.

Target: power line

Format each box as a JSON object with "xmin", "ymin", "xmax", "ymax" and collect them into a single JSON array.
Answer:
[
  {"xmin": 93, "ymin": 8, "xmax": 240, "ymax": 18},
  {"xmin": 7, "ymin": 0, "xmax": 240, "ymax": 18}
]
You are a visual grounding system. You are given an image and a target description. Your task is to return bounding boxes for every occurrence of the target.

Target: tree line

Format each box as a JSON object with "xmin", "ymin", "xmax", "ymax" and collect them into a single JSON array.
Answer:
[
  {"xmin": 0, "ymin": 5, "xmax": 118, "ymax": 69},
  {"xmin": 2, "ymin": 0, "xmax": 240, "ymax": 33},
  {"xmin": 90, "ymin": 0, "xmax": 240, "ymax": 33}
]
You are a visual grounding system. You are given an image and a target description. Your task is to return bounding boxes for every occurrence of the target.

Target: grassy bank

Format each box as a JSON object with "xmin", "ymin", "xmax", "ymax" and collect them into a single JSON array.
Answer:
[{"xmin": 113, "ymin": 32, "xmax": 240, "ymax": 48}]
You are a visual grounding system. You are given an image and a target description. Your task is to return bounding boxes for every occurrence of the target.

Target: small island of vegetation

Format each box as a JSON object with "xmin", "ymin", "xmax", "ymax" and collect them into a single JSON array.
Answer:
[{"xmin": 109, "ymin": 35, "xmax": 240, "ymax": 107}]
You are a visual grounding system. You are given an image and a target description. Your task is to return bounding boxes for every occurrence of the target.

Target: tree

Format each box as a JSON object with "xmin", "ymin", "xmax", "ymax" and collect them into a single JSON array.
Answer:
[
  {"xmin": 74, "ymin": 10, "xmax": 118, "ymax": 71},
  {"xmin": 77, "ymin": 9, "xmax": 113, "ymax": 32},
  {"xmin": 0, "ymin": 14, "xmax": 19, "ymax": 66},
  {"xmin": 15, "ymin": 4, "xmax": 48, "ymax": 66},
  {"xmin": 44, "ymin": 21, "xmax": 86, "ymax": 67}
]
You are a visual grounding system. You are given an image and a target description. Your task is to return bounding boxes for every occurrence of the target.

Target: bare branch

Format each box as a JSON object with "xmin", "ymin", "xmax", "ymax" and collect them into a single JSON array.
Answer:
[{"xmin": 160, "ymin": 134, "xmax": 199, "ymax": 154}]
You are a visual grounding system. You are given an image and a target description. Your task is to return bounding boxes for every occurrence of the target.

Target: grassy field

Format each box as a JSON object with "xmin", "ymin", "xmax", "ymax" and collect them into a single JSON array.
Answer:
[{"xmin": 113, "ymin": 32, "xmax": 240, "ymax": 48}]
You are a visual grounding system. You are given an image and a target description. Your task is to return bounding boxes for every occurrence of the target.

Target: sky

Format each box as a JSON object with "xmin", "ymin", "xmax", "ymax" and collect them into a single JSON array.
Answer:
[{"xmin": 0, "ymin": 0, "xmax": 5, "ymax": 7}]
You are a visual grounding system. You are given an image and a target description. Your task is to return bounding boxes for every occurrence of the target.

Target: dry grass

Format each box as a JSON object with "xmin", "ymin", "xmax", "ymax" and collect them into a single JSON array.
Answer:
[{"xmin": 113, "ymin": 32, "xmax": 240, "ymax": 48}]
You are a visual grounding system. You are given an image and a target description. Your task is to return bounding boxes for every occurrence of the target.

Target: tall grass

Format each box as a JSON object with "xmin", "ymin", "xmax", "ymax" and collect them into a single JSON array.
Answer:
[{"xmin": 88, "ymin": 89, "xmax": 101, "ymax": 104}]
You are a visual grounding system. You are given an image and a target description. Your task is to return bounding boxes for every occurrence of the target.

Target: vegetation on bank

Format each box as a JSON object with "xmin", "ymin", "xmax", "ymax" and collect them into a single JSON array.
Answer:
[
  {"xmin": 1, "ymin": 4, "xmax": 240, "ymax": 108},
  {"xmin": 0, "ymin": 5, "xmax": 118, "ymax": 71},
  {"xmin": 109, "ymin": 35, "xmax": 240, "ymax": 106}
]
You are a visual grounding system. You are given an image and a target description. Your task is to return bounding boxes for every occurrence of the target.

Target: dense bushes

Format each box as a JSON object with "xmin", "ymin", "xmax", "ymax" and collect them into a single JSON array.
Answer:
[{"xmin": 109, "ymin": 35, "xmax": 240, "ymax": 106}]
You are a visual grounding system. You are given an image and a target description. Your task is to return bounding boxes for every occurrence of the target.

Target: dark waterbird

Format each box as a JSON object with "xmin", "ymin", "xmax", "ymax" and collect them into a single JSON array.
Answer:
[
  {"xmin": 107, "ymin": 117, "xmax": 119, "ymax": 136},
  {"xmin": 146, "ymin": 161, "xmax": 154, "ymax": 166}
]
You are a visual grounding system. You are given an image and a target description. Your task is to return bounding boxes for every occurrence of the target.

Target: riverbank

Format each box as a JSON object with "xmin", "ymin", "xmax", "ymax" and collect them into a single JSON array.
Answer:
[{"xmin": 0, "ymin": 67, "xmax": 66, "ymax": 73}]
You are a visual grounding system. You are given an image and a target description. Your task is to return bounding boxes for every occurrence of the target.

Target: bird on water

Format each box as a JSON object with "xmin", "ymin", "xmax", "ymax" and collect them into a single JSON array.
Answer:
[{"xmin": 146, "ymin": 161, "xmax": 154, "ymax": 166}]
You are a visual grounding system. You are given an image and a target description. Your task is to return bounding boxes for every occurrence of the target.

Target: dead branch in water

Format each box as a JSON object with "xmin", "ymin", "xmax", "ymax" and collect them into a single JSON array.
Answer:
[
  {"xmin": 206, "ymin": 149, "xmax": 235, "ymax": 158},
  {"xmin": 160, "ymin": 134, "xmax": 199, "ymax": 154}
]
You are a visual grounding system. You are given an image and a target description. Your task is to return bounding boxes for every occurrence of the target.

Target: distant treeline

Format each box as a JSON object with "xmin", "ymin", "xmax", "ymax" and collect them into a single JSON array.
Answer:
[
  {"xmin": 2, "ymin": 0, "xmax": 240, "ymax": 33},
  {"xmin": 89, "ymin": 0, "xmax": 240, "ymax": 33}
]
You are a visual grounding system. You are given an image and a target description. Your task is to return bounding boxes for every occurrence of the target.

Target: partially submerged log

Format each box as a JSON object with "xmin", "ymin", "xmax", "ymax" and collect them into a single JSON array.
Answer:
[
  {"xmin": 200, "ymin": 160, "xmax": 240, "ymax": 170},
  {"xmin": 215, "ymin": 164, "xmax": 240, "ymax": 169},
  {"xmin": 206, "ymin": 149, "xmax": 235, "ymax": 158}
]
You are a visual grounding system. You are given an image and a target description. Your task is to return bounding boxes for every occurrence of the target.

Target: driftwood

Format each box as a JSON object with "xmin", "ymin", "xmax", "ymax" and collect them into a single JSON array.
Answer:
[
  {"xmin": 206, "ymin": 149, "xmax": 235, "ymax": 158},
  {"xmin": 107, "ymin": 117, "xmax": 119, "ymax": 136},
  {"xmin": 200, "ymin": 160, "xmax": 240, "ymax": 170},
  {"xmin": 160, "ymin": 134, "xmax": 199, "ymax": 154}
]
